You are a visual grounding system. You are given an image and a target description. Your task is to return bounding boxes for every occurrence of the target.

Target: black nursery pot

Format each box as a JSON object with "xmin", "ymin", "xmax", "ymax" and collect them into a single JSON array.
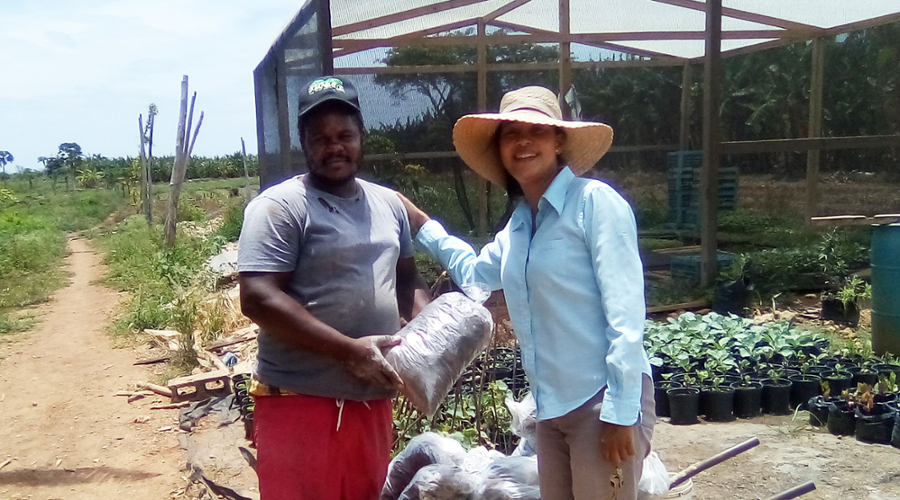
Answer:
[
  {"xmin": 892, "ymin": 414, "xmax": 900, "ymax": 448},
  {"xmin": 806, "ymin": 365, "xmax": 831, "ymax": 378},
  {"xmin": 667, "ymin": 387, "xmax": 700, "ymax": 425},
  {"xmin": 874, "ymin": 392, "xmax": 898, "ymax": 404},
  {"xmin": 823, "ymin": 370, "xmax": 854, "ymax": 395},
  {"xmin": 732, "ymin": 381, "xmax": 763, "ymax": 419},
  {"xmin": 855, "ymin": 404, "xmax": 897, "ymax": 444},
  {"xmin": 654, "ymin": 381, "xmax": 681, "ymax": 418},
  {"xmin": 711, "ymin": 277, "xmax": 751, "ymax": 317},
  {"xmin": 873, "ymin": 363, "xmax": 900, "ymax": 380},
  {"xmin": 821, "ymin": 298, "xmax": 860, "ymax": 327},
  {"xmin": 761, "ymin": 378, "xmax": 793, "ymax": 415},
  {"xmin": 827, "ymin": 401, "xmax": 856, "ymax": 436},
  {"xmin": 788, "ymin": 374, "xmax": 821, "ymax": 410},
  {"xmin": 853, "ymin": 369, "xmax": 880, "ymax": 387},
  {"xmin": 808, "ymin": 395, "xmax": 831, "ymax": 426},
  {"xmin": 701, "ymin": 385, "xmax": 735, "ymax": 422},
  {"xmin": 818, "ymin": 356, "xmax": 841, "ymax": 367}
]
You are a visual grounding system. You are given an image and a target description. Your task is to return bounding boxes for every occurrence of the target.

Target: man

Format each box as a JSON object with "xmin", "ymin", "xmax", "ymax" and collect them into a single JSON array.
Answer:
[{"xmin": 238, "ymin": 75, "xmax": 430, "ymax": 500}]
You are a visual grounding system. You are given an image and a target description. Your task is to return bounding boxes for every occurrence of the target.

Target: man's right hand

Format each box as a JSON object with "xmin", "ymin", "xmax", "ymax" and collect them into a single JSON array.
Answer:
[{"xmin": 342, "ymin": 335, "xmax": 404, "ymax": 390}]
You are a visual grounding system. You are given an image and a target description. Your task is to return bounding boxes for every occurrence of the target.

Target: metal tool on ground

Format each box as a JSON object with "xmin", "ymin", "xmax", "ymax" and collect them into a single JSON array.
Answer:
[
  {"xmin": 668, "ymin": 437, "xmax": 817, "ymax": 499},
  {"xmin": 668, "ymin": 436, "xmax": 760, "ymax": 488},
  {"xmin": 763, "ymin": 481, "xmax": 817, "ymax": 500}
]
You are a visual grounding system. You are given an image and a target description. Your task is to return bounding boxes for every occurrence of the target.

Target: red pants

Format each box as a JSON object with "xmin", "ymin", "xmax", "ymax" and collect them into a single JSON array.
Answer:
[{"xmin": 254, "ymin": 394, "xmax": 393, "ymax": 500}]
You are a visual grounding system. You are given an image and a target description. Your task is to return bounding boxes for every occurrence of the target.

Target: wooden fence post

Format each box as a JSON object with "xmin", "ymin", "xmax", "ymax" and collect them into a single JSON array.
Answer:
[
  {"xmin": 164, "ymin": 76, "xmax": 203, "ymax": 248},
  {"xmin": 241, "ymin": 137, "xmax": 251, "ymax": 201},
  {"xmin": 138, "ymin": 114, "xmax": 149, "ymax": 221}
]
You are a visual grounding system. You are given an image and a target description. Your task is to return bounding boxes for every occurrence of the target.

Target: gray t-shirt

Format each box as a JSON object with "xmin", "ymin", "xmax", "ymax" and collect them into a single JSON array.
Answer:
[{"xmin": 237, "ymin": 175, "xmax": 414, "ymax": 400}]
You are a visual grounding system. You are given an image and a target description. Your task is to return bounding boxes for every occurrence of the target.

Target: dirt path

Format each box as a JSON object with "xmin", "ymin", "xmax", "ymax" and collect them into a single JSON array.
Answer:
[
  {"xmin": 653, "ymin": 415, "xmax": 900, "ymax": 500},
  {"xmin": 0, "ymin": 236, "xmax": 185, "ymax": 500}
]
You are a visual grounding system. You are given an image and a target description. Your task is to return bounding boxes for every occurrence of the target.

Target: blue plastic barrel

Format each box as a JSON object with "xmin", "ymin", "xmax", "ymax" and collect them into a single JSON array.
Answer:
[{"xmin": 872, "ymin": 223, "xmax": 900, "ymax": 356}]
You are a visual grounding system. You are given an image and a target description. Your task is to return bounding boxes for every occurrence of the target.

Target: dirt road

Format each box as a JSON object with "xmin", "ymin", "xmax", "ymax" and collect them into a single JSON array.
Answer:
[{"xmin": 0, "ymin": 237, "xmax": 185, "ymax": 500}]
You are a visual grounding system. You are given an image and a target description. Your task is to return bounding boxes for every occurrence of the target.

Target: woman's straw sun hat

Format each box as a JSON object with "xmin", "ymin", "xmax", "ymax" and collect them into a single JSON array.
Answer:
[{"xmin": 452, "ymin": 86, "xmax": 614, "ymax": 187}]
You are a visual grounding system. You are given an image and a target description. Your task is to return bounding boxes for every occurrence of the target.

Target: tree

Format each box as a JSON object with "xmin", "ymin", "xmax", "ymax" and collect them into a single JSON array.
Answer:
[
  {"xmin": 58, "ymin": 143, "xmax": 83, "ymax": 191},
  {"xmin": 374, "ymin": 30, "xmax": 559, "ymax": 231},
  {"xmin": 38, "ymin": 156, "xmax": 64, "ymax": 190},
  {"xmin": 0, "ymin": 151, "xmax": 13, "ymax": 174},
  {"xmin": 574, "ymin": 62, "xmax": 683, "ymax": 170}
]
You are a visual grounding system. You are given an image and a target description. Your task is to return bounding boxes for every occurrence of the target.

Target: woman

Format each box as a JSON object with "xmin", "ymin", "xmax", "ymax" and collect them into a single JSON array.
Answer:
[{"xmin": 399, "ymin": 86, "xmax": 655, "ymax": 500}]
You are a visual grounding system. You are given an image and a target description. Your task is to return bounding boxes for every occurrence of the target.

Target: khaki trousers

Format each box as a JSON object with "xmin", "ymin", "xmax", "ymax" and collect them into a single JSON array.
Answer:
[{"xmin": 535, "ymin": 374, "xmax": 656, "ymax": 500}]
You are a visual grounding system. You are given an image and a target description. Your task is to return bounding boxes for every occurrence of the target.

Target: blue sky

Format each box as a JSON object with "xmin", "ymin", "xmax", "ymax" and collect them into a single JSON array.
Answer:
[{"xmin": 0, "ymin": 0, "xmax": 306, "ymax": 172}]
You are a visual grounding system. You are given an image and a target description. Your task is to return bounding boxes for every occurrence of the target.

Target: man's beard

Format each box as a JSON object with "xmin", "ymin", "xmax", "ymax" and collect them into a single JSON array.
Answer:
[{"xmin": 305, "ymin": 151, "xmax": 362, "ymax": 190}]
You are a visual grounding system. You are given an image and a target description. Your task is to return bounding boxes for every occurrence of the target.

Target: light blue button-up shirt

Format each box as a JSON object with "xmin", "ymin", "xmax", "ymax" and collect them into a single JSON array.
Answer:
[{"xmin": 416, "ymin": 167, "xmax": 650, "ymax": 425}]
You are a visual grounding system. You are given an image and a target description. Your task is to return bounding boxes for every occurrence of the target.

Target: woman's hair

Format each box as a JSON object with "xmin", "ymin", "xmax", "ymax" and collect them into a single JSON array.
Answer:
[{"xmin": 505, "ymin": 171, "xmax": 525, "ymax": 199}]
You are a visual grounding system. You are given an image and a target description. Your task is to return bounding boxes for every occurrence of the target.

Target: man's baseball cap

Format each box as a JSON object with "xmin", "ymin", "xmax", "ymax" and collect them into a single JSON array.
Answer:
[{"xmin": 298, "ymin": 76, "xmax": 361, "ymax": 118}]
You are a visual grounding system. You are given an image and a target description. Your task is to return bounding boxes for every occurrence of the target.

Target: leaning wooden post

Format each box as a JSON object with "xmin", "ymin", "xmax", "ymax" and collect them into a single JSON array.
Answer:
[
  {"xmin": 164, "ymin": 76, "xmax": 203, "ymax": 248},
  {"xmin": 145, "ymin": 104, "xmax": 157, "ymax": 224},
  {"xmin": 241, "ymin": 137, "xmax": 251, "ymax": 200},
  {"xmin": 138, "ymin": 114, "xmax": 150, "ymax": 222}
]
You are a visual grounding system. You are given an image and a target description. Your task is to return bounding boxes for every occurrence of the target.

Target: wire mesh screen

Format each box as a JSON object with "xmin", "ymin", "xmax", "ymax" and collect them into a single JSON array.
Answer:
[
  {"xmin": 253, "ymin": 52, "xmax": 279, "ymax": 184},
  {"xmin": 257, "ymin": 14, "xmax": 900, "ymax": 222},
  {"xmin": 254, "ymin": 1, "xmax": 326, "ymax": 189}
]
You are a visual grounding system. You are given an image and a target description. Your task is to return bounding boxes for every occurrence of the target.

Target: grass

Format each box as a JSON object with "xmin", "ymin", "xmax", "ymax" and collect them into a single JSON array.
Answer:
[
  {"xmin": 640, "ymin": 237, "xmax": 683, "ymax": 251},
  {"xmin": 96, "ymin": 216, "xmax": 223, "ymax": 334},
  {"xmin": 0, "ymin": 178, "xmax": 125, "ymax": 333},
  {"xmin": 214, "ymin": 199, "xmax": 248, "ymax": 242},
  {"xmin": 94, "ymin": 178, "xmax": 257, "ymax": 376},
  {"xmin": 646, "ymin": 277, "xmax": 709, "ymax": 307},
  {"xmin": 0, "ymin": 310, "xmax": 38, "ymax": 335},
  {"xmin": 813, "ymin": 323, "xmax": 876, "ymax": 360}
]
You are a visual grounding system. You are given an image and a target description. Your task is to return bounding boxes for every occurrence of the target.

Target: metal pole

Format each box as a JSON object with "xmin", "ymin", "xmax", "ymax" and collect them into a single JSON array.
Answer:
[
  {"xmin": 669, "ymin": 437, "xmax": 760, "ymax": 488},
  {"xmin": 763, "ymin": 481, "xmax": 817, "ymax": 500}
]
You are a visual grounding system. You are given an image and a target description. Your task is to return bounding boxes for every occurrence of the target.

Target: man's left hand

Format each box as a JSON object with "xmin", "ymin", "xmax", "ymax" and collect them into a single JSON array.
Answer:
[{"xmin": 600, "ymin": 422, "xmax": 635, "ymax": 465}]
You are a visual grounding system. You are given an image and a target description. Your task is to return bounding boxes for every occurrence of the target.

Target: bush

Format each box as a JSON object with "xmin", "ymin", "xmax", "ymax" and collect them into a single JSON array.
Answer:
[
  {"xmin": 177, "ymin": 201, "xmax": 207, "ymax": 223},
  {"xmin": 214, "ymin": 201, "xmax": 247, "ymax": 243},
  {"xmin": 98, "ymin": 216, "xmax": 220, "ymax": 333},
  {"xmin": 733, "ymin": 228, "xmax": 870, "ymax": 297}
]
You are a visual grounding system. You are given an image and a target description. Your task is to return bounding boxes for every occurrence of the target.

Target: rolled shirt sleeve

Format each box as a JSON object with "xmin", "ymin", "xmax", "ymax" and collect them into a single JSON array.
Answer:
[{"xmin": 416, "ymin": 219, "xmax": 504, "ymax": 293}]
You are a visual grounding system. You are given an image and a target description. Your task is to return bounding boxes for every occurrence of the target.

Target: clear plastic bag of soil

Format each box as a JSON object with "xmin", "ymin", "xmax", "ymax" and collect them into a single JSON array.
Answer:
[
  {"xmin": 381, "ymin": 432, "xmax": 467, "ymax": 500},
  {"xmin": 386, "ymin": 291, "xmax": 493, "ymax": 417},
  {"xmin": 505, "ymin": 392, "xmax": 537, "ymax": 457},
  {"xmin": 484, "ymin": 456, "xmax": 539, "ymax": 486},
  {"xmin": 392, "ymin": 447, "xmax": 540, "ymax": 500}
]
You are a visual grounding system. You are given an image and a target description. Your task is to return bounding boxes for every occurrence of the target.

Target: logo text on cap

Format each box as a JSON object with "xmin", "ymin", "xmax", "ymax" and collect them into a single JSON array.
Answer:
[{"xmin": 308, "ymin": 77, "xmax": 345, "ymax": 95}]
